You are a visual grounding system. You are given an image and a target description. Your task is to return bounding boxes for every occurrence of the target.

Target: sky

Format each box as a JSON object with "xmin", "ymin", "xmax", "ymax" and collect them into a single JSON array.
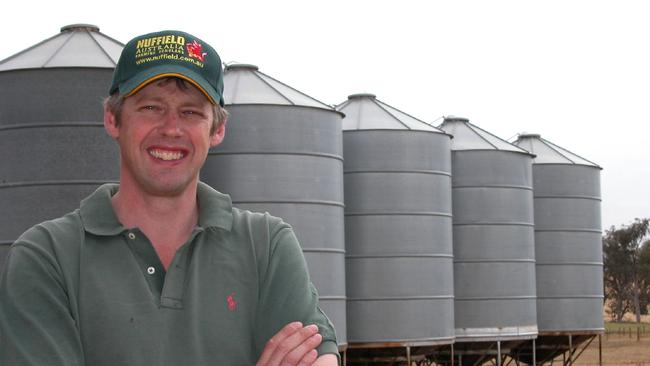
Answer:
[{"xmin": 1, "ymin": 0, "xmax": 648, "ymax": 231}]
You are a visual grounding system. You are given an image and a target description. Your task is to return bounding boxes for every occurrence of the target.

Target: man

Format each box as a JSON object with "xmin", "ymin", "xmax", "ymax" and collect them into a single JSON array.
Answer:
[{"xmin": 0, "ymin": 30, "xmax": 339, "ymax": 365}]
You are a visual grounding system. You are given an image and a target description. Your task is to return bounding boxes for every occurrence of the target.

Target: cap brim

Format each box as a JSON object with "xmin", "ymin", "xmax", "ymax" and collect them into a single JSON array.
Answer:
[{"xmin": 118, "ymin": 64, "xmax": 220, "ymax": 105}]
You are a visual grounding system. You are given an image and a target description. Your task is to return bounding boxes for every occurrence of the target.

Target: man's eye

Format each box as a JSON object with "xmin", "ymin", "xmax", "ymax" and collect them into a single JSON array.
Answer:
[{"xmin": 183, "ymin": 110, "xmax": 202, "ymax": 117}]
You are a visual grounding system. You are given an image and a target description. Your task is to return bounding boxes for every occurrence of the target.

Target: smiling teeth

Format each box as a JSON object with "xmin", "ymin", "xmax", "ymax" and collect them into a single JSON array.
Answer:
[{"xmin": 149, "ymin": 149, "xmax": 184, "ymax": 161}]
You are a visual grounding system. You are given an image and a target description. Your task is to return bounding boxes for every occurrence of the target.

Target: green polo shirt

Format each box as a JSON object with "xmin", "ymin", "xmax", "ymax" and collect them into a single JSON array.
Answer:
[{"xmin": 0, "ymin": 183, "xmax": 338, "ymax": 365}]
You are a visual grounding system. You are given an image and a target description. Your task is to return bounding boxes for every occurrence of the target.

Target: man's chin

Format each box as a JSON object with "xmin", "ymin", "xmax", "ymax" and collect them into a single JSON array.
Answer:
[{"xmin": 139, "ymin": 177, "xmax": 198, "ymax": 198}]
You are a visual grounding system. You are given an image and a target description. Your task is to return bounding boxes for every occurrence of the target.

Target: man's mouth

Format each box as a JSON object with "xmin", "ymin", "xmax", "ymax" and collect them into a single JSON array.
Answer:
[{"xmin": 148, "ymin": 148, "xmax": 185, "ymax": 161}]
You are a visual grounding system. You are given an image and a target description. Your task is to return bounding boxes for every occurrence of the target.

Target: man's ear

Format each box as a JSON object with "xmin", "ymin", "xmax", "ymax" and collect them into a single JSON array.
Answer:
[
  {"xmin": 104, "ymin": 104, "xmax": 120, "ymax": 139},
  {"xmin": 210, "ymin": 118, "xmax": 227, "ymax": 147}
]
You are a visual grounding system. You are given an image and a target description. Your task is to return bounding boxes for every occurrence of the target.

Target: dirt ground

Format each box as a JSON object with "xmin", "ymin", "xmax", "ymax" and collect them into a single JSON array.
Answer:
[{"xmin": 573, "ymin": 333, "xmax": 650, "ymax": 365}]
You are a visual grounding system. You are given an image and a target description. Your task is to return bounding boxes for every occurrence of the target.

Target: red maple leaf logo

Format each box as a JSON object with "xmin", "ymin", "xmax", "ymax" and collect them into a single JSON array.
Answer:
[{"xmin": 186, "ymin": 40, "xmax": 207, "ymax": 62}]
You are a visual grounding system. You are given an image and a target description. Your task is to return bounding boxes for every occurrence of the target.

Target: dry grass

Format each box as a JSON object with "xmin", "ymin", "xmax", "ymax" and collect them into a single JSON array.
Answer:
[{"xmin": 573, "ymin": 331, "xmax": 650, "ymax": 365}]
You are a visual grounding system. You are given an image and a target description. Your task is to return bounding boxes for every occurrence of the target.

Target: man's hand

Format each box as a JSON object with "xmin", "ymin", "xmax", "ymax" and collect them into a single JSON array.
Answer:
[{"xmin": 257, "ymin": 322, "xmax": 323, "ymax": 366}]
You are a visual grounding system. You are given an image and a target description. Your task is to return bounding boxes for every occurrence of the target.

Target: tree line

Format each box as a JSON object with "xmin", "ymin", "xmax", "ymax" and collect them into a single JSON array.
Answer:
[{"xmin": 603, "ymin": 218, "xmax": 650, "ymax": 322}]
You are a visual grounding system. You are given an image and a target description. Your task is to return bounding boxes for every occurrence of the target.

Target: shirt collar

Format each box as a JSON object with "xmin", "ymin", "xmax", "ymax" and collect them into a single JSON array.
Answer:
[
  {"xmin": 196, "ymin": 181, "xmax": 233, "ymax": 231},
  {"xmin": 80, "ymin": 182, "xmax": 233, "ymax": 236}
]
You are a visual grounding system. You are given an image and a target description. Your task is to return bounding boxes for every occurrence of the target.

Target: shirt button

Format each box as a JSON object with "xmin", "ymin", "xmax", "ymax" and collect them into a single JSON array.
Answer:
[
  {"xmin": 128, "ymin": 233, "xmax": 136, "ymax": 240},
  {"xmin": 147, "ymin": 267, "xmax": 156, "ymax": 275}
]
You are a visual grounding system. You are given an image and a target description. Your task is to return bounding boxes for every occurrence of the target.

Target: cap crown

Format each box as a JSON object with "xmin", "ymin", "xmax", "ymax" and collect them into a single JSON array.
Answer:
[{"xmin": 110, "ymin": 30, "xmax": 224, "ymax": 106}]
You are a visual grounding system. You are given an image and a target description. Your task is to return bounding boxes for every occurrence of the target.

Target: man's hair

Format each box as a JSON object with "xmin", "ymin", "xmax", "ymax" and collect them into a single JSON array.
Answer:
[{"xmin": 104, "ymin": 78, "xmax": 228, "ymax": 135}]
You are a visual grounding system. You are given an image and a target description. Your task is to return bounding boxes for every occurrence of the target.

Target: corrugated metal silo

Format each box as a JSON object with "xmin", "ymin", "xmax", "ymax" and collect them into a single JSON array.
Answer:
[
  {"xmin": 337, "ymin": 94, "xmax": 454, "ymax": 346},
  {"xmin": 514, "ymin": 134, "xmax": 604, "ymax": 333},
  {"xmin": 204, "ymin": 64, "xmax": 347, "ymax": 346},
  {"xmin": 438, "ymin": 117, "xmax": 537, "ymax": 343},
  {"xmin": 0, "ymin": 25, "xmax": 121, "ymax": 270}
]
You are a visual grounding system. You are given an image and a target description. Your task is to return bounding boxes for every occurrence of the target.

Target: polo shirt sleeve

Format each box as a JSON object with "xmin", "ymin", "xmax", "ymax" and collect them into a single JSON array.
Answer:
[
  {"xmin": 254, "ymin": 221, "xmax": 340, "ymax": 363},
  {"xmin": 0, "ymin": 228, "xmax": 84, "ymax": 365}
]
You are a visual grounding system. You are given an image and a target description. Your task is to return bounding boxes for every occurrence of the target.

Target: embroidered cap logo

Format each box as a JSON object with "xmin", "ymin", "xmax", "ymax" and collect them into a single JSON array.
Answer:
[{"xmin": 187, "ymin": 40, "xmax": 207, "ymax": 62}]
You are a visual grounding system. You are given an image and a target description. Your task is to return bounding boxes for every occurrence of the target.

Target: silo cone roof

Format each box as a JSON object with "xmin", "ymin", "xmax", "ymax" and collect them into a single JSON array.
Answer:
[
  {"xmin": 223, "ymin": 63, "xmax": 333, "ymax": 109},
  {"xmin": 439, "ymin": 116, "xmax": 530, "ymax": 153},
  {"xmin": 336, "ymin": 93, "xmax": 443, "ymax": 132},
  {"xmin": 514, "ymin": 133, "xmax": 601, "ymax": 168},
  {"xmin": 0, "ymin": 24, "xmax": 123, "ymax": 71}
]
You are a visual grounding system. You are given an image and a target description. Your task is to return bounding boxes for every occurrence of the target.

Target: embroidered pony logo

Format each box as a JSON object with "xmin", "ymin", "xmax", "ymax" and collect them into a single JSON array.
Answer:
[{"xmin": 227, "ymin": 292, "xmax": 237, "ymax": 311}]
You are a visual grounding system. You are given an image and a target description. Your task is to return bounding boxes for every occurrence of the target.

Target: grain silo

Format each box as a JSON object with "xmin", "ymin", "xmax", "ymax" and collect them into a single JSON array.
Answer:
[
  {"xmin": 510, "ymin": 133, "xmax": 603, "ymax": 364},
  {"xmin": 438, "ymin": 117, "xmax": 537, "ymax": 364},
  {"xmin": 337, "ymin": 94, "xmax": 454, "ymax": 363},
  {"xmin": 203, "ymin": 64, "xmax": 347, "ymax": 347},
  {"xmin": 0, "ymin": 24, "xmax": 121, "ymax": 270}
]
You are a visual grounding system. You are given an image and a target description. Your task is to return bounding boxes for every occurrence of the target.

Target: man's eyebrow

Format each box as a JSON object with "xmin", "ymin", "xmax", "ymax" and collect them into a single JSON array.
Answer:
[{"xmin": 131, "ymin": 94, "xmax": 163, "ymax": 104}]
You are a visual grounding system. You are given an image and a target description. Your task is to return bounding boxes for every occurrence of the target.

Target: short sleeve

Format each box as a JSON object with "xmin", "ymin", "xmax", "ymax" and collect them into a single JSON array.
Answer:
[
  {"xmin": 0, "ymin": 234, "xmax": 84, "ymax": 365},
  {"xmin": 254, "ymin": 223, "xmax": 339, "ymax": 363}
]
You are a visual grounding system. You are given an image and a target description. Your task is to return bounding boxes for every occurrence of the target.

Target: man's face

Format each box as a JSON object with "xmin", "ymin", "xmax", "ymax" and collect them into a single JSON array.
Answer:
[{"xmin": 104, "ymin": 78, "xmax": 225, "ymax": 196}]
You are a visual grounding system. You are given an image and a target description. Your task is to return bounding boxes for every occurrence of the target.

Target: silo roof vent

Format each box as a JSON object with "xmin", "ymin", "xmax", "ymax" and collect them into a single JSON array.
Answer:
[
  {"xmin": 223, "ymin": 63, "xmax": 333, "ymax": 110},
  {"xmin": 514, "ymin": 133, "xmax": 600, "ymax": 167},
  {"xmin": 439, "ymin": 116, "xmax": 531, "ymax": 153},
  {"xmin": 0, "ymin": 24, "xmax": 123, "ymax": 71},
  {"xmin": 336, "ymin": 93, "xmax": 444, "ymax": 132},
  {"xmin": 61, "ymin": 24, "xmax": 100, "ymax": 32}
]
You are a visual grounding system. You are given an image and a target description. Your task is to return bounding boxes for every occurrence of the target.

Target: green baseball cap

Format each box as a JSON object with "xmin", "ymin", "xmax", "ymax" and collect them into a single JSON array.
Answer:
[{"xmin": 110, "ymin": 30, "xmax": 224, "ymax": 106}]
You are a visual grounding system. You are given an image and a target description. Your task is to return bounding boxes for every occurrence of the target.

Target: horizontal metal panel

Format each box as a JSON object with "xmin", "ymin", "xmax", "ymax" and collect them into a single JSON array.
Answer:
[
  {"xmin": 453, "ymin": 225, "xmax": 535, "ymax": 261},
  {"xmin": 453, "ymin": 187, "xmax": 534, "ymax": 224},
  {"xmin": 455, "ymin": 324, "xmax": 538, "ymax": 342},
  {"xmin": 347, "ymin": 298, "xmax": 454, "ymax": 343},
  {"xmin": 0, "ymin": 126, "xmax": 118, "ymax": 181},
  {"xmin": 345, "ymin": 215, "xmax": 452, "ymax": 256},
  {"xmin": 343, "ymin": 130, "xmax": 451, "ymax": 172},
  {"xmin": 536, "ymin": 298, "xmax": 604, "ymax": 332},
  {"xmin": 535, "ymin": 231, "xmax": 603, "ymax": 263},
  {"xmin": 346, "ymin": 257, "xmax": 454, "ymax": 298},
  {"xmin": 345, "ymin": 172, "xmax": 451, "ymax": 213},
  {"xmin": 234, "ymin": 202, "xmax": 344, "ymax": 252},
  {"xmin": 0, "ymin": 69, "xmax": 112, "ymax": 124},
  {"xmin": 0, "ymin": 183, "xmax": 104, "ymax": 242},
  {"xmin": 534, "ymin": 197, "xmax": 602, "ymax": 230},
  {"xmin": 213, "ymin": 105, "xmax": 342, "ymax": 157},
  {"xmin": 455, "ymin": 298, "xmax": 537, "ymax": 330},
  {"xmin": 452, "ymin": 150, "xmax": 533, "ymax": 187},
  {"xmin": 536, "ymin": 264, "xmax": 604, "ymax": 297},
  {"xmin": 203, "ymin": 155, "xmax": 343, "ymax": 203},
  {"xmin": 532, "ymin": 164, "xmax": 601, "ymax": 197},
  {"xmin": 454, "ymin": 262, "xmax": 536, "ymax": 298}
]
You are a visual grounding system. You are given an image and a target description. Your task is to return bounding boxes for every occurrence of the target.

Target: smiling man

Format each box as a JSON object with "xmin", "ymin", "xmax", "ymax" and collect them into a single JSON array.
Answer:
[{"xmin": 0, "ymin": 30, "xmax": 339, "ymax": 365}]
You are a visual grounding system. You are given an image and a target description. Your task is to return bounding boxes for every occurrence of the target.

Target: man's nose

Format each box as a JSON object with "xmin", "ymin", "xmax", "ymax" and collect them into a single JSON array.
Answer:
[{"xmin": 160, "ymin": 111, "xmax": 183, "ymax": 136}]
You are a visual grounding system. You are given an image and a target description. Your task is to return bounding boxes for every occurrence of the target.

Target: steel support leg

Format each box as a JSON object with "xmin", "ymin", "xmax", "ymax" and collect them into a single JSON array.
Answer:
[
  {"xmin": 497, "ymin": 341, "xmax": 501, "ymax": 366},
  {"xmin": 407, "ymin": 345, "xmax": 411, "ymax": 365}
]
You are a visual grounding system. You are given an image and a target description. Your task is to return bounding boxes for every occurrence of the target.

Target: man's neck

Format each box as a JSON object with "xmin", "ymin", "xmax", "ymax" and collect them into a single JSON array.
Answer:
[{"xmin": 111, "ymin": 180, "xmax": 200, "ymax": 269}]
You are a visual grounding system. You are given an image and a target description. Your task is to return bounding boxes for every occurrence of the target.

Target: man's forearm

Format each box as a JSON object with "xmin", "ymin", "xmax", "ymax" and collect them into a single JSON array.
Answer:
[{"xmin": 314, "ymin": 353, "xmax": 338, "ymax": 365}]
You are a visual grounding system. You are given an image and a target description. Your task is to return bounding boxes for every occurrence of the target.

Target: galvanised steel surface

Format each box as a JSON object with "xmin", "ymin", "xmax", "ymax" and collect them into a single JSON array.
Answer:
[
  {"xmin": 204, "ymin": 64, "xmax": 347, "ymax": 344},
  {"xmin": 0, "ymin": 25, "xmax": 121, "ymax": 272},
  {"xmin": 439, "ymin": 117, "xmax": 538, "ymax": 342},
  {"xmin": 338, "ymin": 94, "xmax": 454, "ymax": 344},
  {"xmin": 514, "ymin": 134, "xmax": 604, "ymax": 333}
]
